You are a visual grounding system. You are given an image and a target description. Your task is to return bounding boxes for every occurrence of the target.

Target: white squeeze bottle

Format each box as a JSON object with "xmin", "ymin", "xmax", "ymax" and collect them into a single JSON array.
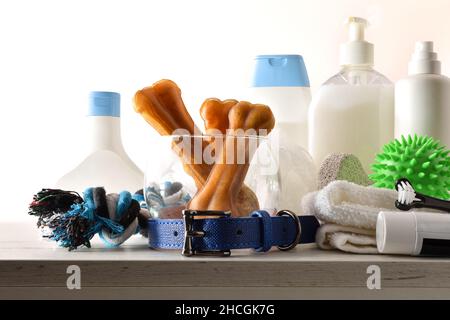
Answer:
[
  {"xmin": 250, "ymin": 54, "xmax": 311, "ymax": 150},
  {"xmin": 309, "ymin": 17, "xmax": 394, "ymax": 172},
  {"xmin": 57, "ymin": 91, "xmax": 143, "ymax": 193},
  {"xmin": 395, "ymin": 41, "xmax": 450, "ymax": 147},
  {"xmin": 249, "ymin": 54, "xmax": 317, "ymax": 212}
]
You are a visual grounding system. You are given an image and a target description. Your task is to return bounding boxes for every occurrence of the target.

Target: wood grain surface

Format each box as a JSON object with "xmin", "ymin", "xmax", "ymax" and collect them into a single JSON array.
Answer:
[{"xmin": 1, "ymin": 221, "xmax": 449, "ymax": 299}]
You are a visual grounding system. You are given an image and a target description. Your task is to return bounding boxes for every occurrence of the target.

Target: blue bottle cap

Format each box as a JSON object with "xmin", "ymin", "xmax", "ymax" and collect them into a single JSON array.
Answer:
[
  {"xmin": 88, "ymin": 91, "xmax": 120, "ymax": 117},
  {"xmin": 251, "ymin": 54, "xmax": 310, "ymax": 87}
]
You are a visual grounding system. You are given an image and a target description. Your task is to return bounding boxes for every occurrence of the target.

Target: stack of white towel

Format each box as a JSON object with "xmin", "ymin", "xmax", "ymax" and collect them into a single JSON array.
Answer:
[{"xmin": 302, "ymin": 180, "xmax": 398, "ymax": 254}]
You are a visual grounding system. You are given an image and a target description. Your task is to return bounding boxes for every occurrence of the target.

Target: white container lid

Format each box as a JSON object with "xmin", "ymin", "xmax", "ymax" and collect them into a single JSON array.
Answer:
[{"xmin": 376, "ymin": 211, "xmax": 417, "ymax": 255}]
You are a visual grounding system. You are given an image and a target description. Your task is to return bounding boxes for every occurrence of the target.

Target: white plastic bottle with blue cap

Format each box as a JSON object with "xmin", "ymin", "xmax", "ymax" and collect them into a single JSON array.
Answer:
[
  {"xmin": 249, "ymin": 54, "xmax": 317, "ymax": 213},
  {"xmin": 56, "ymin": 91, "xmax": 143, "ymax": 193},
  {"xmin": 250, "ymin": 54, "xmax": 312, "ymax": 150},
  {"xmin": 309, "ymin": 17, "xmax": 394, "ymax": 172}
]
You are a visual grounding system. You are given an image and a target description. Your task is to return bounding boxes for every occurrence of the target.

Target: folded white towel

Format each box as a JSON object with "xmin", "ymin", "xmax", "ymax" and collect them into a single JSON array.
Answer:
[
  {"xmin": 315, "ymin": 224, "xmax": 377, "ymax": 254},
  {"xmin": 302, "ymin": 180, "xmax": 398, "ymax": 254}
]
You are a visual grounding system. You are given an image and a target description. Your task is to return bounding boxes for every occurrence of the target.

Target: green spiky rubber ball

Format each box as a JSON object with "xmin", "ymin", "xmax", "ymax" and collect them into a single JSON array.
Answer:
[{"xmin": 369, "ymin": 135, "xmax": 450, "ymax": 199}]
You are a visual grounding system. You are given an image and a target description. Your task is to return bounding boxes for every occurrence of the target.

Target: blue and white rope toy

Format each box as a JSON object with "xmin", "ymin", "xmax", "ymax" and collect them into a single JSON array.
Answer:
[{"xmin": 29, "ymin": 187, "xmax": 150, "ymax": 250}]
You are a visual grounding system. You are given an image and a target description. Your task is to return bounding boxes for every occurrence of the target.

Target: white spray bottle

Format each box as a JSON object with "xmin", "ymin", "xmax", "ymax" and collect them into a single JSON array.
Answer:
[
  {"xmin": 56, "ymin": 91, "xmax": 143, "ymax": 193},
  {"xmin": 395, "ymin": 41, "xmax": 450, "ymax": 147}
]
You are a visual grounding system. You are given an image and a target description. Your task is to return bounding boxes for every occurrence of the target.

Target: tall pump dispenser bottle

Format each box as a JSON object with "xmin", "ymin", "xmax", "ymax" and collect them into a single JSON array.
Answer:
[
  {"xmin": 56, "ymin": 91, "xmax": 143, "ymax": 193},
  {"xmin": 308, "ymin": 17, "xmax": 394, "ymax": 172}
]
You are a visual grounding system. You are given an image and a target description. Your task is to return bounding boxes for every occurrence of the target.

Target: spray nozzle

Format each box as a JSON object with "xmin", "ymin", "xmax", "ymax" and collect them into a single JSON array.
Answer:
[
  {"xmin": 416, "ymin": 41, "xmax": 433, "ymax": 52},
  {"xmin": 340, "ymin": 16, "xmax": 374, "ymax": 66},
  {"xmin": 409, "ymin": 41, "xmax": 441, "ymax": 75}
]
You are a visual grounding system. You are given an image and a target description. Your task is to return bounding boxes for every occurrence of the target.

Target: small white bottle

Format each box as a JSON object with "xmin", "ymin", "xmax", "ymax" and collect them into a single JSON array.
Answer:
[
  {"xmin": 56, "ymin": 91, "xmax": 143, "ymax": 193},
  {"xmin": 395, "ymin": 41, "xmax": 450, "ymax": 147},
  {"xmin": 309, "ymin": 17, "xmax": 394, "ymax": 173}
]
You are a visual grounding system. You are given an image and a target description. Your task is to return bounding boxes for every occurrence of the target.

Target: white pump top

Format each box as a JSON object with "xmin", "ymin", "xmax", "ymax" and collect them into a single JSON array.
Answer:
[
  {"xmin": 340, "ymin": 17, "xmax": 374, "ymax": 66},
  {"xmin": 408, "ymin": 41, "xmax": 441, "ymax": 75}
]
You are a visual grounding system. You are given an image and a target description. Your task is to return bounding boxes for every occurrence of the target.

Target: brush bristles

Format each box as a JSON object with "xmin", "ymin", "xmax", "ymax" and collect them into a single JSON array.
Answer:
[{"xmin": 397, "ymin": 180, "xmax": 418, "ymax": 205}]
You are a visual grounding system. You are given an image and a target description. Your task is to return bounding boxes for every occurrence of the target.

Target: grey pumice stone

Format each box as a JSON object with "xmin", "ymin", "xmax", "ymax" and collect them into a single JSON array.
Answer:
[{"xmin": 318, "ymin": 153, "xmax": 372, "ymax": 189}]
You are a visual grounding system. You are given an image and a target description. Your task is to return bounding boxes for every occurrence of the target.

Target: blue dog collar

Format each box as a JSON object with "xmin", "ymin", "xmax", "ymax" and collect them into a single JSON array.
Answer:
[{"xmin": 148, "ymin": 209, "xmax": 320, "ymax": 256}]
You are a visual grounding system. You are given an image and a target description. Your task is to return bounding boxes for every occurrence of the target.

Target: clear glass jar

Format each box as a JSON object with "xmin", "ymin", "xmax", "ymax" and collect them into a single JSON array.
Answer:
[{"xmin": 144, "ymin": 134, "xmax": 281, "ymax": 219}]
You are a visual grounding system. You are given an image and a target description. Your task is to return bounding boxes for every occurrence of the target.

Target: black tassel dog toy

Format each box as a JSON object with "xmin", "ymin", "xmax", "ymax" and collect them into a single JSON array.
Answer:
[{"xmin": 29, "ymin": 187, "xmax": 150, "ymax": 250}]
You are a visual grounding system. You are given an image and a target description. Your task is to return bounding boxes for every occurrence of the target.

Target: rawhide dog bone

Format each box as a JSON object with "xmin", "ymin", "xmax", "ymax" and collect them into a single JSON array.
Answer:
[
  {"xmin": 200, "ymin": 98, "xmax": 238, "ymax": 134},
  {"xmin": 200, "ymin": 98, "xmax": 260, "ymax": 216},
  {"xmin": 134, "ymin": 79, "xmax": 210, "ymax": 188},
  {"xmin": 134, "ymin": 79, "xmax": 196, "ymax": 135},
  {"xmin": 189, "ymin": 101, "xmax": 275, "ymax": 216}
]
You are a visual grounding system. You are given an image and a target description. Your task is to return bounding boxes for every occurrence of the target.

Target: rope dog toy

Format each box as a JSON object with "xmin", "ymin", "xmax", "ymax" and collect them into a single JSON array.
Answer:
[{"xmin": 29, "ymin": 187, "xmax": 150, "ymax": 250}]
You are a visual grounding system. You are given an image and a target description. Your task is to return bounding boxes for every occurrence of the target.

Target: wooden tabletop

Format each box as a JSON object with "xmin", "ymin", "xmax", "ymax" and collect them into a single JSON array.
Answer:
[{"xmin": 1, "ymin": 221, "xmax": 450, "ymax": 299}]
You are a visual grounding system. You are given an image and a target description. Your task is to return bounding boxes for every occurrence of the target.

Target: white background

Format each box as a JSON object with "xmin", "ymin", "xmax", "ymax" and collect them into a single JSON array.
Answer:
[{"xmin": 1, "ymin": 0, "xmax": 449, "ymax": 221}]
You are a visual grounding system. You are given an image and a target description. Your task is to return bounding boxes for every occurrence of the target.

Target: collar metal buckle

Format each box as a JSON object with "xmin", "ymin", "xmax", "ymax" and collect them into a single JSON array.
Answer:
[
  {"xmin": 276, "ymin": 210, "xmax": 302, "ymax": 251},
  {"xmin": 182, "ymin": 209, "xmax": 231, "ymax": 257}
]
